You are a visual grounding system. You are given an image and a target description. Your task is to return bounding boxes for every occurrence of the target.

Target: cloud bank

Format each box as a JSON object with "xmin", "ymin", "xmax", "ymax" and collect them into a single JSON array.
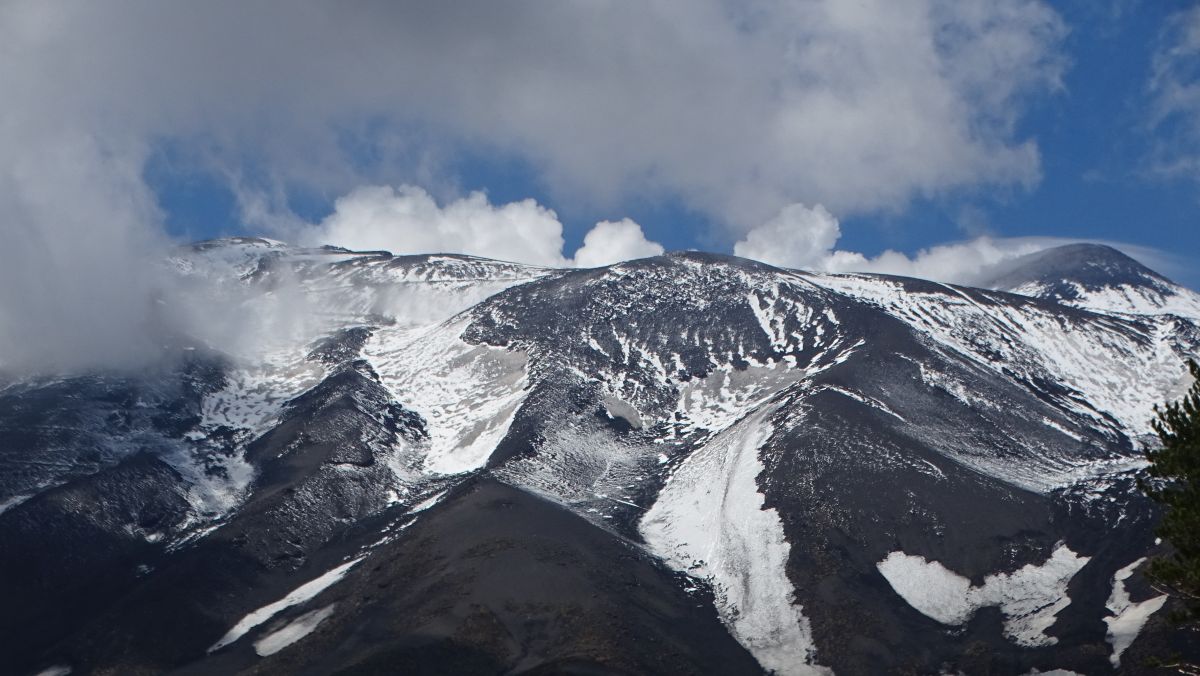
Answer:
[
  {"xmin": 0, "ymin": 0, "xmax": 1069, "ymax": 372},
  {"xmin": 1, "ymin": 0, "xmax": 1066, "ymax": 231},
  {"xmin": 311, "ymin": 186, "xmax": 663, "ymax": 267}
]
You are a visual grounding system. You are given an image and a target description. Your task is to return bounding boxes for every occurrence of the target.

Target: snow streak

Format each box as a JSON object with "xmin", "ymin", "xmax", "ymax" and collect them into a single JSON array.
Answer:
[{"xmin": 641, "ymin": 406, "xmax": 830, "ymax": 676}]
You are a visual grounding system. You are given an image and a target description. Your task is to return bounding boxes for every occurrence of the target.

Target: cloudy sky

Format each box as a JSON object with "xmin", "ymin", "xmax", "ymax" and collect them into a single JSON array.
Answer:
[{"xmin": 3, "ymin": 0, "xmax": 1200, "ymax": 350}]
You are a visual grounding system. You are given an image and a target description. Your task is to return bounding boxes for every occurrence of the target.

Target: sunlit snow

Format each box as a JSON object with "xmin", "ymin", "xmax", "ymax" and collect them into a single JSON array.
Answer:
[
  {"xmin": 253, "ymin": 603, "xmax": 337, "ymax": 657},
  {"xmin": 208, "ymin": 556, "xmax": 363, "ymax": 653},
  {"xmin": 1104, "ymin": 557, "xmax": 1168, "ymax": 667},
  {"xmin": 877, "ymin": 543, "xmax": 1089, "ymax": 646},
  {"xmin": 365, "ymin": 318, "xmax": 529, "ymax": 475},
  {"xmin": 642, "ymin": 406, "xmax": 831, "ymax": 676}
]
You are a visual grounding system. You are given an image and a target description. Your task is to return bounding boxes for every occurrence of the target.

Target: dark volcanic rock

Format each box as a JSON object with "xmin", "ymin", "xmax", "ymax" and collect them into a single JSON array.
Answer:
[
  {"xmin": 5, "ymin": 240, "xmax": 1200, "ymax": 675},
  {"xmin": 982, "ymin": 243, "xmax": 1176, "ymax": 301},
  {"xmin": 0, "ymin": 452, "xmax": 192, "ymax": 671},
  {"xmin": 180, "ymin": 479, "xmax": 762, "ymax": 676}
]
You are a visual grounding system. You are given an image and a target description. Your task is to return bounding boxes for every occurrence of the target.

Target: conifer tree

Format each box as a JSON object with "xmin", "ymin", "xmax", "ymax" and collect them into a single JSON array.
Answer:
[{"xmin": 1142, "ymin": 358, "xmax": 1200, "ymax": 623}]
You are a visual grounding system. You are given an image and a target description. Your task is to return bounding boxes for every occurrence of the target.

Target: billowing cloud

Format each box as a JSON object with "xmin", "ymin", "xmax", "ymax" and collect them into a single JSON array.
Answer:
[
  {"xmin": 313, "ymin": 186, "xmax": 567, "ymax": 266},
  {"xmin": 573, "ymin": 219, "xmax": 665, "ymax": 268},
  {"xmin": 733, "ymin": 204, "xmax": 842, "ymax": 270},
  {"xmin": 0, "ymin": 0, "xmax": 1068, "ymax": 371},
  {"xmin": 1, "ymin": 0, "xmax": 1066, "ymax": 232},
  {"xmin": 310, "ymin": 185, "xmax": 662, "ymax": 268}
]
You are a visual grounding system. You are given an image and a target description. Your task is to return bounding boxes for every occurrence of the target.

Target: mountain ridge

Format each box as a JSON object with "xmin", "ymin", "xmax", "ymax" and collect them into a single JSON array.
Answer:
[
  {"xmin": 980, "ymin": 242, "xmax": 1200, "ymax": 320},
  {"xmin": 2, "ymin": 238, "xmax": 1198, "ymax": 675}
]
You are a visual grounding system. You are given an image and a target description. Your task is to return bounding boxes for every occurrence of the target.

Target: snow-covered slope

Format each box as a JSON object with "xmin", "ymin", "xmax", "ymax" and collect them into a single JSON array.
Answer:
[
  {"xmin": 807, "ymin": 270, "xmax": 1190, "ymax": 451},
  {"xmin": 642, "ymin": 404, "xmax": 829, "ymax": 676},
  {"xmin": 983, "ymin": 242, "xmax": 1200, "ymax": 321},
  {"xmin": 2, "ymin": 240, "xmax": 1197, "ymax": 676}
]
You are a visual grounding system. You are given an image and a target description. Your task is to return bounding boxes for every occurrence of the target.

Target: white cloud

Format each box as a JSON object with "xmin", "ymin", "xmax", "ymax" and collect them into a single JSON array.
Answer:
[
  {"xmin": 0, "ymin": 1, "xmax": 1066, "ymax": 230},
  {"xmin": 0, "ymin": 129, "xmax": 168, "ymax": 372},
  {"xmin": 314, "ymin": 186, "xmax": 567, "ymax": 266},
  {"xmin": 0, "ymin": 0, "xmax": 1068, "ymax": 370},
  {"xmin": 819, "ymin": 237, "xmax": 1050, "ymax": 285},
  {"xmin": 573, "ymin": 219, "xmax": 665, "ymax": 268},
  {"xmin": 735, "ymin": 202, "xmax": 1044, "ymax": 283},
  {"xmin": 310, "ymin": 185, "xmax": 662, "ymax": 268},
  {"xmin": 733, "ymin": 204, "xmax": 841, "ymax": 269},
  {"xmin": 881, "ymin": 239, "xmax": 1188, "ymax": 289}
]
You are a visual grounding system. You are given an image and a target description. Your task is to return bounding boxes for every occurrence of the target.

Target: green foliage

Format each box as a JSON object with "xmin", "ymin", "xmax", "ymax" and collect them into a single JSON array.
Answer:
[{"xmin": 1141, "ymin": 358, "xmax": 1200, "ymax": 623}]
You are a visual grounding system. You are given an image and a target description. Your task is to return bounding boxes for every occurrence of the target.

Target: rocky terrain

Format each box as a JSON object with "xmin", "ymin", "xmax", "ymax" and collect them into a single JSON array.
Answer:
[{"xmin": 2, "ymin": 238, "xmax": 1198, "ymax": 675}]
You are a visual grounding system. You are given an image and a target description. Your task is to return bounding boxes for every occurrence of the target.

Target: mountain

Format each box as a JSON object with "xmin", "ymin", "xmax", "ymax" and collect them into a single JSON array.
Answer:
[
  {"xmin": 982, "ymin": 242, "xmax": 1200, "ymax": 320},
  {"xmin": 1, "ymin": 239, "xmax": 1198, "ymax": 675}
]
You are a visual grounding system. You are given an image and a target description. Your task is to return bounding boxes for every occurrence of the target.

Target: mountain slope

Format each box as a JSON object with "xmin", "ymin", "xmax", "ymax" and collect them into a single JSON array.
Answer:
[
  {"xmin": 3, "ymin": 239, "xmax": 1198, "ymax": 676},
  {"xmin": 983, "ymin": 242, "xmax": 1200, "ymax": 320}
]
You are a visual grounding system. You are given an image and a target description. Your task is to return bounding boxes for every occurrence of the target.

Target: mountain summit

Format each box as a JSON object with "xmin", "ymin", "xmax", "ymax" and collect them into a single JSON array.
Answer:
[
  {"xmin": 984, "ymin": 242, "xmax": 1200, "ymax": 319},
  {"xmin": 1, "ymin": 239, "xmax": 1198, "ymax": 675}
]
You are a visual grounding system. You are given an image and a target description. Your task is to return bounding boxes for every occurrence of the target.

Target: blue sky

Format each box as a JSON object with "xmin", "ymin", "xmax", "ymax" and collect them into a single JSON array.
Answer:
[
  {"xmin": 6, "ymin": 1, "xmax": 1200, "ymax": 289},
  {"xmin": 832, "ymin": 0, "xmax": 1200, "ymax": 286}
]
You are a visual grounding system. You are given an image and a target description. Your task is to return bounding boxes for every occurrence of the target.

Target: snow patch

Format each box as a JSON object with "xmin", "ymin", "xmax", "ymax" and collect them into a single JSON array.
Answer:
[
  {"xmin": 172, "ymin": 349, "xmax": 324, "ymax": 519},
  {"xmin": 1015, "ymin": 278, "xmax": 1200, "ymax": 323},
  {"xmin": 818, "ymin": 384, "xmax": 905, "ymax": 422},
  {"xmin": 601, "ymin": 394, "xmax": 644, "ymax": 429},
  {"xmin": 674, "ymin": 363, "xmax": 799, "ymax": 439},
  {"xmin": 364, "ymin": 318, "xmax": 529, "ymax": 475},
  {"xmin": 1040, "ymin": 416, "xmax": 1084, "ymax": 442},
  {"xmin": 877, "ymin": 543, "xmax": 1090, "ymax": 647},
  {"xmin": 409, "ymin": 489, "xmax": 448, "ymax": 513},
  {"xmin": 253, "ymin": 604, "xmax": 336, "ymax": 657},
  {"xmin": 642, "ymin": 406, "xmax": 830, "ymax": 675},
  {"xmin": 1104, "ymin": 557, "xmax": 1168, "ymax": 667},
  {"xmin": 208, "ymin": 556, "xmax": 363, "ymax": 653}
]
